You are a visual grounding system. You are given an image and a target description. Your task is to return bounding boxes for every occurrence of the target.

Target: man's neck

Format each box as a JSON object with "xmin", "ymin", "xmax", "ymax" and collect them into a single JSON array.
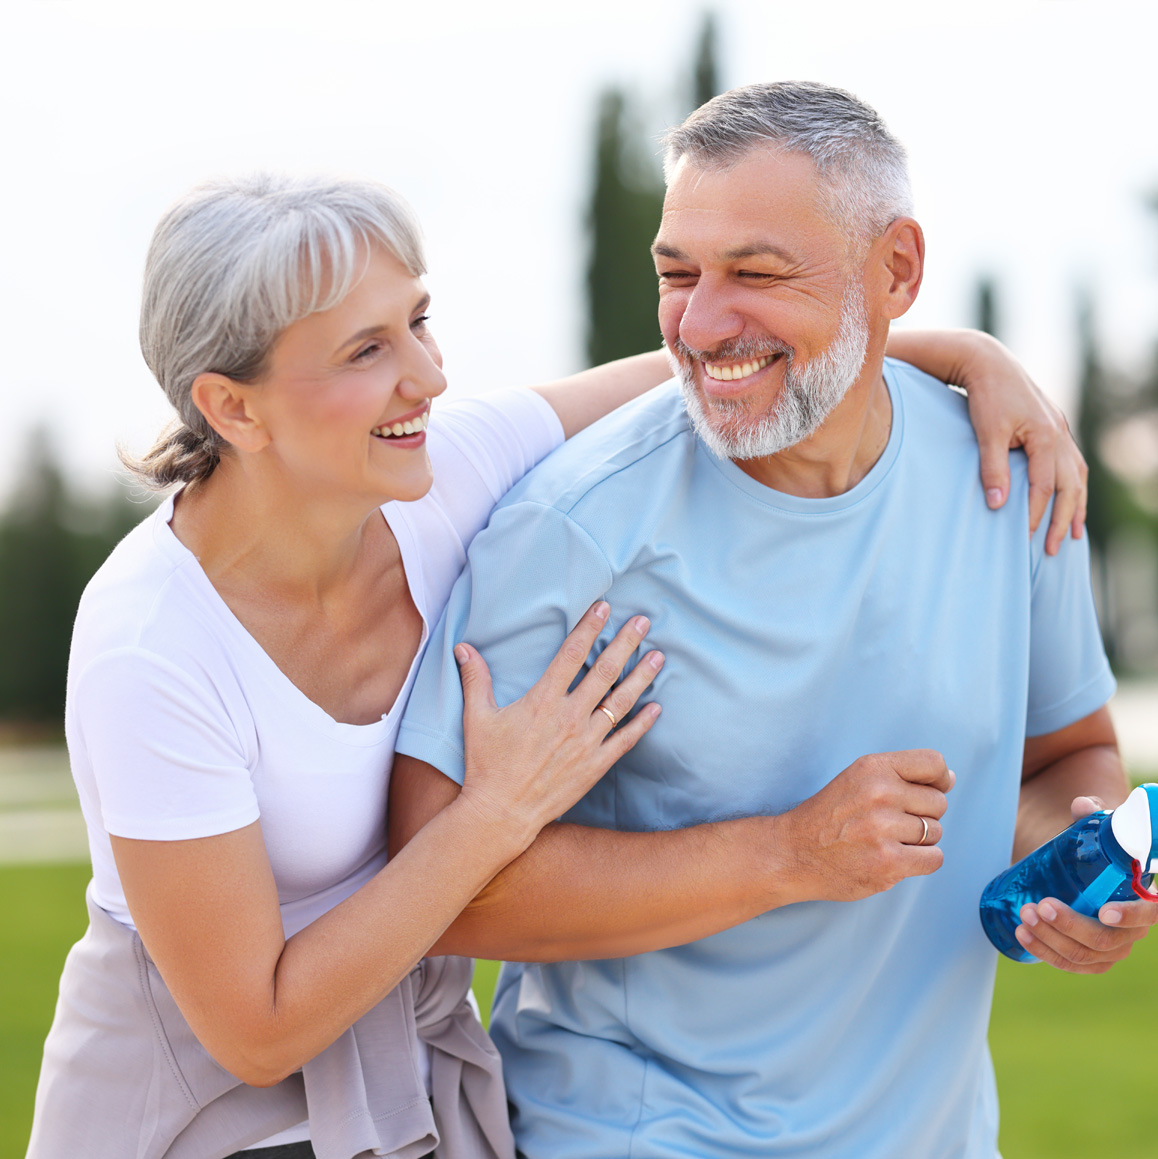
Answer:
[{"xmin": 733, "ymin": 362, "xmax": 892, "ymax": 498}]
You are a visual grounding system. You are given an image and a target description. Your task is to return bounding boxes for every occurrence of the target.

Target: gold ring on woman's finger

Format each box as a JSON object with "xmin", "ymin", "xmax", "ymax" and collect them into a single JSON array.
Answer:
[
  {"xmin": 917, "ymin": 816, "xmax": 931, "ymax": 846},
  {"xmin": 596, "ymin": 704, "xmax": 617, "ymax": 728}
]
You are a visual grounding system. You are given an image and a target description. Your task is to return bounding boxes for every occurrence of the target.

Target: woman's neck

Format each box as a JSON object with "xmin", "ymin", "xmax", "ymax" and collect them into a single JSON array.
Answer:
[{"xmin": 170, "ymin": 456, "xmax": 387, "ymax": 605}]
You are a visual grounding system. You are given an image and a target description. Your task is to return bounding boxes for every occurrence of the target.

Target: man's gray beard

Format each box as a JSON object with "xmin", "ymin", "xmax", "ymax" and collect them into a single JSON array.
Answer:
[{"xmin": 671, "ymin": 280, "xmax": 870, "ymax": 461}]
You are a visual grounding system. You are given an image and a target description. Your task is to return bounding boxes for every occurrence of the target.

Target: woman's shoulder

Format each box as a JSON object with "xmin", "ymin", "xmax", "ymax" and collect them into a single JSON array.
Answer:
[{"xmin": 71, "ymin": 498, "xmax": 231, "ymax": 678}]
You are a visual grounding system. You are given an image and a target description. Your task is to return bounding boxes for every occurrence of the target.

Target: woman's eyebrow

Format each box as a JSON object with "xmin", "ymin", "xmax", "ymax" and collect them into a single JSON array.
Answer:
[{"xmin": 337, "ymin": 294, "xmax": 432, "ymax": 353}]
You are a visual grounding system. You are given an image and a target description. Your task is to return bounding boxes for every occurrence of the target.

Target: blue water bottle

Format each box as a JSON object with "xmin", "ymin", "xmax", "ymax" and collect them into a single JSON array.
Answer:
[{"xmin": 980, "ymin": 783, "xmax": 1158, "ymax": 962}]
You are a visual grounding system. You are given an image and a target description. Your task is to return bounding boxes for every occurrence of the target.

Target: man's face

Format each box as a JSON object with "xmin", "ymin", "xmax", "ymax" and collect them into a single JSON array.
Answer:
[{"xmin": 653, "ymin": 148, "xmax": 871, "ymax": 460}]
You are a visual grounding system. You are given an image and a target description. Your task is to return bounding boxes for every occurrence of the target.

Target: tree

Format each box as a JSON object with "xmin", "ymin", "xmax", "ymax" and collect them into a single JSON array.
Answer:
[
  {"xmin": 691, "ymin": 12, "xmax": 720, "ymax": 110},
  {"xmin": 0, "ymin": 430, "xmax": 147, "ymax": 726},
  {"xmin": 974, "ymin": 277, "xmax": 1000, "ymax": 340},
  {"xmin": 584, "ymin": 13, "xmax": 722, "ymax": 368},
  {"xmin": 584, "ymin": 89, "xmax": 667, "ymax": 367}
]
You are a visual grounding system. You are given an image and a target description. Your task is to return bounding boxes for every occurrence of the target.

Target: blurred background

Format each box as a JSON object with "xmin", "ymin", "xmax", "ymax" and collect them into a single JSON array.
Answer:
[{"xmin": 2, "ymin": 1, "xmax": 1158, "ymax": 1155}]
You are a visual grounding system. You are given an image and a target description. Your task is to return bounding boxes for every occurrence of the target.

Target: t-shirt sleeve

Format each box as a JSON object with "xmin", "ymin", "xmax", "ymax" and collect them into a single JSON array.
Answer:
[
  {"xmin": 427, "ymin": 388, "xmax": 565, "ymax": 547},
  {"xmin": 72, "ymin": 647, "xmax": 259, "ymax": 839},
  {"xmin": 1025, "ymin": 505, "xmax": 1116, "ymax": 737},
  {"xmin": 396, "ymin": 501, "xmax": 613, "ymax": 784}
]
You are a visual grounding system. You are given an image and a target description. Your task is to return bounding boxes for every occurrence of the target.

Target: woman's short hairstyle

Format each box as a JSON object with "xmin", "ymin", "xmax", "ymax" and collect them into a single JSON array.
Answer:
[
  {"xmin": 662, "ymin": 81, "xmax": 913, "ymax": 254},
  {"xmin": 126, "ymin": 173, "xmax": 426, "ymax": 490}
]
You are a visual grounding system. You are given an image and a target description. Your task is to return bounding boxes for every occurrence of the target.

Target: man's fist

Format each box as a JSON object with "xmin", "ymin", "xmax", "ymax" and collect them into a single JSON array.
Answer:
[{"xmin": 779, "ymin": 750, "xmax": 954, "ymax": 903}]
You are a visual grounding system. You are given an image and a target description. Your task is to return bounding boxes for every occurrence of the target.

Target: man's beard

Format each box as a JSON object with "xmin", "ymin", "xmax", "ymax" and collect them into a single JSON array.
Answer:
[{"xmin": 670, "ymin": 279, "xmax": 870, "ymax": 461}]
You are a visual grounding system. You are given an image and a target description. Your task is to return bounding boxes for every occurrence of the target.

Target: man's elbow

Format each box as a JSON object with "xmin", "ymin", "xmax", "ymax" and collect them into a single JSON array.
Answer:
[{"xmin": 388, "ymin": 755, "xmax": 462, "ymax": 857}]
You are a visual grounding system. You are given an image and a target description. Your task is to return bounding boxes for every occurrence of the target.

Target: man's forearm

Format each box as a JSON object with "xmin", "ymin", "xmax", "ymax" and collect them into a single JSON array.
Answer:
[
  {"xmin": 1015, "ymin": 745, "xmax": 1127, "ymax": 862},
  {"xmin": 427, "ymin": 815, "xmax": 789, "ymax": 962},
  {"xmin": 390, "ymin": 750, "xmax": 954, "ymax": 961},
  {"xmin": 388, "ymin": 754, "xmax": 794, "ymax": 960}
]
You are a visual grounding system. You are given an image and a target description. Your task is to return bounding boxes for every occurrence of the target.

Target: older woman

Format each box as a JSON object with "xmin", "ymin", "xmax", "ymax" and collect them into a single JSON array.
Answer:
[{"xmin": 28, "ymin": 173, "xmax": 1082, "ymax": 1159}]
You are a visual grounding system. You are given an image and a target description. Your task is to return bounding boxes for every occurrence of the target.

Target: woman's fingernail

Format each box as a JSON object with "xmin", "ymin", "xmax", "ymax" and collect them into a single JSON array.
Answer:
[
  {"xmin": 454, "ymin": 645, "xmax": 469, "ymax": 664},
  {"xmin": 986, "ymin": 488, "xmax": 1003, "ymax": 508},
  {"xmin": 633, "ymin": 615, "xmax": 650, "ymax": 634},
  {"xmin": 1039, "ymin": 901, "xmax": 1057, "ymax": 922},
  {"xmin": 1021, "ymin": 907, "xmax": 1039, "ymax": 928},
  {"xmin": 649, "ymin": 652, "xmax": 665, "ymax": 671},
  {"xmin": 1102, "ymin": 907, "xmax": 1122, "ymax": 925},
  {"xmin": 593, "ymin": 601, "xmax": 610, "ymax": 621}
]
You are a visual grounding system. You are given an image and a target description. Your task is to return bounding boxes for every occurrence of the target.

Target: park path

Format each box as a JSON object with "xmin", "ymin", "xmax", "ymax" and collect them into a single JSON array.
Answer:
[{"xmin": 1, "ymin": 682, "xmax": 1156, "ymax": 865}]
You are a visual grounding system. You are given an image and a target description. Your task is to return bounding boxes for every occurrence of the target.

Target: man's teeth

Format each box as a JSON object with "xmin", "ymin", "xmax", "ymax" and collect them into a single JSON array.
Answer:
[
  {"xmin": 702, "ymin": 355, "xmax": 774, "ymax": 382},
  {"xmin": 372, "ymin": 412, "xmax": 429, "ymax": 438}
]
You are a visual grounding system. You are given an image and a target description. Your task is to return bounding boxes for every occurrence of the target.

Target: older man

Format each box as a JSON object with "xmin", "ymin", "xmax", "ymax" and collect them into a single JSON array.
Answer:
[{"xmin": 391, "ymin": 83, "xmax": 1151, "ymax": 1157}]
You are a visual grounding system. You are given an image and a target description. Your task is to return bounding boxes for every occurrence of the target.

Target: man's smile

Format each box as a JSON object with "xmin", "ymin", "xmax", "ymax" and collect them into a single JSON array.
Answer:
[{"xmin": 702, "ymin": 353, "xmax": 780, "ymax": 382}]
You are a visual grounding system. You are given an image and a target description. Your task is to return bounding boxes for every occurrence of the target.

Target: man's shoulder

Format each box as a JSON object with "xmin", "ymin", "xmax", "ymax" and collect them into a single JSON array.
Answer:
[
  {"xmin": 887, "ymin": 356, "xmax": 1028, "ymax": 479},
  {"xmin": 495, "ymin": 379, "xmax": 694, "ymax": 518},
  {"xmin": 887, "ymin": 356, "xmax": 968, "ymax": 427}
]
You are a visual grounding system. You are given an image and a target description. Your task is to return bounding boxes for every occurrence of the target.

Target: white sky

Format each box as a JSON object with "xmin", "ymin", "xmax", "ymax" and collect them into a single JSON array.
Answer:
[{"xmin": 2, "ymin": 0, "xmax": 1157, "ymax": 501}]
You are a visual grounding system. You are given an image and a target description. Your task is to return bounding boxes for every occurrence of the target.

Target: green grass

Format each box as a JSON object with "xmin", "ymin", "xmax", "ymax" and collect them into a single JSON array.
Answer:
[
  {"xmin": 4, "ymin": 866, "xmax": 1157, "ymax": 1158},
  {"xmin": 0, "ymin": 862, "xmax": 90, "ymax": 1158},
  {"xmin": 990, "ymin": 935, "xmax": 1158, "ymax": 1157}
]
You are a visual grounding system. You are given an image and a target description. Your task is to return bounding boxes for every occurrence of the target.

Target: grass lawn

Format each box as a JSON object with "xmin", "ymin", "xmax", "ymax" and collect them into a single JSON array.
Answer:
[{"xmin": 4, "ymin": 863, "xmax": 1157, "ymax": 1157}]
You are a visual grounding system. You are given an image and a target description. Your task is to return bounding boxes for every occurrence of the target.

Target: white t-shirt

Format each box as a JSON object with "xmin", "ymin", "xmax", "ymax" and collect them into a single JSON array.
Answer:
[{"xmin": 63, "ymin": 387, "xmax": 563, "ymax": 1148}]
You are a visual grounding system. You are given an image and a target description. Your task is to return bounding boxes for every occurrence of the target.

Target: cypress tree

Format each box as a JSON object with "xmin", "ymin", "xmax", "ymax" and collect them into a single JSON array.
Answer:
[{"xmin": 584, "ymin": 14, "xmax": 722, "ymax": 368}]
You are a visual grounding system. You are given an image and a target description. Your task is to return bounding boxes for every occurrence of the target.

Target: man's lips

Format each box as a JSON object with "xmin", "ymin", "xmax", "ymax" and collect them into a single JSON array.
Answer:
[
  {"xmin": 702, "ymin": 353, "xmax": 778, "ymax": 382},
  {"xmin": 697, "ymin": 352, "xmax": 785, "ymax": 398}
]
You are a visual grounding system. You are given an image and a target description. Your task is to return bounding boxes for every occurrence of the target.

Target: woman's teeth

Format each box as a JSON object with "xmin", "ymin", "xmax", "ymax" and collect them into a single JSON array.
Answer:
[
  {"xmin": 372, "ymin": 412, "xmax": 429, "ymax": 438},
  {"xmin": 703, "ymin": 354, "xmax": 775, "ymax": 382}
]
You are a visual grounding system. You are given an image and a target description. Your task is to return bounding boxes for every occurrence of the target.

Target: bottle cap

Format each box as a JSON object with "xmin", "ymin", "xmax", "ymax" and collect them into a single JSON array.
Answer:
[{"xmin": 1110, "ymin": 784, "xmax": 1158, "ymax": 871}]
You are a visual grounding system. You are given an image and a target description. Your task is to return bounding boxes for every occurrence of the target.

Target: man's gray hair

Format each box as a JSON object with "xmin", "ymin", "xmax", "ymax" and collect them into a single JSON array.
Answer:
[
  {"xmin": 128, "ymin": 172, "xmax": 426, "ymax": 489},
  {"xmin": 662, "ymin": 81, "xmax": 913, "ymax": 249}
]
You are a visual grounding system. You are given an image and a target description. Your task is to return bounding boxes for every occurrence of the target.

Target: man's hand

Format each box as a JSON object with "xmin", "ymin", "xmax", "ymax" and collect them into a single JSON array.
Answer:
[
  {"xmin": 778, "ymin": 750, "xmax": 954, "ymax": 903},
  {"xmin": 1013, "ymin": 794, "xmax": 1158, "ymax": 973}
]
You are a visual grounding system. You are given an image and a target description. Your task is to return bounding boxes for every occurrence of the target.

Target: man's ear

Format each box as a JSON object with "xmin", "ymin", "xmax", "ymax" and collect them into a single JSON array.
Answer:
[
  {"xmin": 190, "ymin": 373, "xmax": 270, "ymax": 453},
  {"xmin": 874, "ymin": 217, "xmax": 924, "ymax": 321}
]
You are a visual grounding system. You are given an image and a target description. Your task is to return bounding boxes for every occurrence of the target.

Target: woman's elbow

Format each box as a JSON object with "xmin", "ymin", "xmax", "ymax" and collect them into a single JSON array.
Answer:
[{"xmin": 202, "ymin": 1028, "xmax": 303, "ymax": 1089}]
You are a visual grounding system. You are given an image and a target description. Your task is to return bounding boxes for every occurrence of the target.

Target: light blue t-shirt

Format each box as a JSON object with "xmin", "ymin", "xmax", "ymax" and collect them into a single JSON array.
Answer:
[{"xmin": 396, "ymin": 361, "xmax": 1114, "ymax": 1159}]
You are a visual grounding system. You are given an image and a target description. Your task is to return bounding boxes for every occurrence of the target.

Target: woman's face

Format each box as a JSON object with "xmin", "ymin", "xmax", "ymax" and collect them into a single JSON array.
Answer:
[{"xmin": 246, "ymin": 245, "xmax": 447, "ymax": 505}]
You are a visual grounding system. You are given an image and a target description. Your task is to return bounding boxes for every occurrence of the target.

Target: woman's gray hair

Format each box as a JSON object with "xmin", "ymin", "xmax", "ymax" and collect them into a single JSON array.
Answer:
[
  {"xmin": 126, "ymin": 173, "xmax": 426, "ymax": 490},
  {"xmin": 662, "ymin": 81, "xmax": 913, "ymax": 252}
]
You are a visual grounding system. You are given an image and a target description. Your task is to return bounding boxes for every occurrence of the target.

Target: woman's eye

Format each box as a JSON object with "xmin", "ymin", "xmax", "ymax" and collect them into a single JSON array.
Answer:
[
  {"xmin": 411, "ymin": 314, "xmax": 431, "ymax": 332},
  {"xmin": 352, "ymin": 342, "xmax": 381, "ymax": 363}
]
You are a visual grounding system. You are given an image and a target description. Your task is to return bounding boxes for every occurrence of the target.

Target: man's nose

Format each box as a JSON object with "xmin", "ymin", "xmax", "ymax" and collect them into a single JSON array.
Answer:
[{"xmin": 677, "ymin": 283, "xmax": 745, "ymax": 355}]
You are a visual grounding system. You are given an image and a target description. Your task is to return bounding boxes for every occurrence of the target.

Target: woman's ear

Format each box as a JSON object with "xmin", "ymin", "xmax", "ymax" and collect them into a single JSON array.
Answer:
[{"xmin": 190, "ymin": 373, "xmax": 270, "ymax": 453}]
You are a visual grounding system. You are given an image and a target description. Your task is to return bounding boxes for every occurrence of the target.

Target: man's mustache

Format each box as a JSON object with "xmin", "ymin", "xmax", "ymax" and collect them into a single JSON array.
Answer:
[{"xmin": 670, "ymin": 333, "xmax": 795, "ymax": 366}]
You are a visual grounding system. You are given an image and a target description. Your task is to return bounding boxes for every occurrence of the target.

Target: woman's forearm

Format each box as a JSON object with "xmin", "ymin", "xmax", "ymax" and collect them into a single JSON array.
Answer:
[
  {"xmin": 885, "ymin": 327, "xmax": 989, "ymax": 386},
  {"xmin": 532, "ymin": 349, "xmax": 671, "ymax": 438},
  {"xmin": 113, "ymin": 797, "xmax": 526, "ymax": 1087}
]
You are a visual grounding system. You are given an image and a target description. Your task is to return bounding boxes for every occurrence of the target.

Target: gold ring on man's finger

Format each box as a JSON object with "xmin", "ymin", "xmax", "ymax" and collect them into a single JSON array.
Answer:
[
  {"xmin": 916, "ymin": 816, "xmax": 931, "ymax": 846},
  {"xmin": 596, "ymin": 704, "xmax": 617, "ymax": 728}
]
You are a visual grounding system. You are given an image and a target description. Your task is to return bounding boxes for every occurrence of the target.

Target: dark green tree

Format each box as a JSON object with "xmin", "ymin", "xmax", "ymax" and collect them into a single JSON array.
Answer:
[
  {"xmin": 692, "ymin": 12, "xmax": 720, "ymax": 110},
  {"xmin": 0, "ymin": 431, "xmax": 147, "ymax": 726},
  {"xmin": 584, "ymin": 90, "xmax": 667, "ymax": 367},
  {"xmin": 584, "ymin": 14, "xmax": 722, "ymax": 368},
  {"xmin": 974, "ymin": 277, "xmax": 1000, "ymax": 339}
]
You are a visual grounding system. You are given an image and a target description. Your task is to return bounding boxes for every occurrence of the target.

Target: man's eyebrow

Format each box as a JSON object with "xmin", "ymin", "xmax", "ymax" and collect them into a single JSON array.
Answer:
[
  {"xmin": 651, "ymin": 242, "xmax": 795, "ymax": 263},
  {"xmin": 721, "ymin": 243, "xmax": 794, "ymax": 263},
  {"xmin": 337, "ymin": 293, "xmax": 431, "ymax": 352}
]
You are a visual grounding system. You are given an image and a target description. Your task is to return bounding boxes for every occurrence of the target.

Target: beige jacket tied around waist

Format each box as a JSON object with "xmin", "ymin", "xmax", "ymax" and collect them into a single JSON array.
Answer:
[{"xmin": 27, "ymin": 884, "xmax": 516, "ymax": 1159}]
